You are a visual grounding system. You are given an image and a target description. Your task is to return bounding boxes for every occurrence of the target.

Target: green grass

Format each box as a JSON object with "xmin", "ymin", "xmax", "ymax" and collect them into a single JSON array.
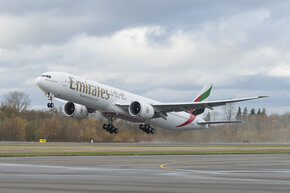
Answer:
[
  {"xmin": 0, "ymin": 149, "xmax": 290, "ymax": 157},
  {"xmin": 0, "ymin": 143, "xmax": 289, "ymax": 157}
]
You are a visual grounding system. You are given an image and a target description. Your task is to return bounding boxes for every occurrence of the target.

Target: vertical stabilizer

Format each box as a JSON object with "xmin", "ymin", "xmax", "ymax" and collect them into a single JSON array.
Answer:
[{"xmin": 193, "ymin": 84, "xmax": 213, "ymax": 102}]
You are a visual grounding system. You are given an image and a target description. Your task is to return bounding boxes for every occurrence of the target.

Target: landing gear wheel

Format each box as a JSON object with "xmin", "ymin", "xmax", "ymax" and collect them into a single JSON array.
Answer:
[
  {"xmin": 107, "ymin": 124, "xmax": 113, "ymax": 130},
  {"xmin": 144, "ymin": 124, "xmax": 150, "ymax": 130},
  {"xmin": 139, "ymin": 123, "xmax": 156, "ymax": 134},
  {"xmin": 47, "ymin": 103, "xmax": 54, "ymax": 108},
  {"xmin": 103, "ymin": 115, "xmax": 119, "ymax": 135}
]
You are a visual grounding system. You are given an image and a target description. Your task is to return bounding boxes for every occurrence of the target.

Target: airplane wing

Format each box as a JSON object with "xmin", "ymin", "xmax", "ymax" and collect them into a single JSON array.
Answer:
[
  {"xmin": 117, "ymin": 96, "xmax": 267, "ymax": 119},
  {"xmin": 151, "ymin": 96, "xmax": 267, "ymax": 114}
]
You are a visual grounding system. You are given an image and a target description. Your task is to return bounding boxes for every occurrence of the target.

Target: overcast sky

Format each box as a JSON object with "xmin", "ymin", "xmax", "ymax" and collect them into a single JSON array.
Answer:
[{"xmin": 0, "ymin": 0, "xmax": 289, "ymax": 114}]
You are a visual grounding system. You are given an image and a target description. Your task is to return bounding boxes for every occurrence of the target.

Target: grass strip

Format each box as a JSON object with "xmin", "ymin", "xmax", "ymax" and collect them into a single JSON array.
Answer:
[{"xmin": 0, "ymin": 149, "xmax": 289, "ymax": 157}]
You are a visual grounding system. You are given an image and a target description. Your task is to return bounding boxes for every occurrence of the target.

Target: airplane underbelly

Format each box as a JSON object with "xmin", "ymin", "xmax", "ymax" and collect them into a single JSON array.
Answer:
[{"xmin": 150, "ymin": 113, "xmax": 205, "ymax": 130}]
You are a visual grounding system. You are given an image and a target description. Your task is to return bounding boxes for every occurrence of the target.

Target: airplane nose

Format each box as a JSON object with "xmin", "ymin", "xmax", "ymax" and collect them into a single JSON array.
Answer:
[
  {"xmin": 35, "ymin": 77, "xmax": 42, "ymax": 88},
  {"xmin": 35, "ymin": 77, "xmax": 47, "ymax": 91}
]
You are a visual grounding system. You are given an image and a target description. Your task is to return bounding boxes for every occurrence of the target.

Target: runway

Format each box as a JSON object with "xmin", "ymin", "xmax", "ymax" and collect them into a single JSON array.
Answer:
[{"xmin": 0, "ymin": 154, "xmax": 289, "ymax": 193}]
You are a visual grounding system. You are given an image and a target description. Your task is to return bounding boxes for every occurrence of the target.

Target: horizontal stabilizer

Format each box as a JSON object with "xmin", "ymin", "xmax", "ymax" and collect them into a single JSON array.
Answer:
[{"xmin": 197, "ymin": 120, "xmax": 242, "ymax": 125}]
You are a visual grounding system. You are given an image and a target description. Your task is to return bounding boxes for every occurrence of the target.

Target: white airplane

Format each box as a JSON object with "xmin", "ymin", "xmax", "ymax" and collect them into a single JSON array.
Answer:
[{"xmin": 36, "ymin": 72, "xmax": 266, "ymax": 134}]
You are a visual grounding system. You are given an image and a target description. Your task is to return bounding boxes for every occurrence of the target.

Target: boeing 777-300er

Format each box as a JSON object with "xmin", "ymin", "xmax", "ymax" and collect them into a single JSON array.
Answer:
[{"xmin": 36, "ymin": 72, "xmax": 267, "ymax": 134}]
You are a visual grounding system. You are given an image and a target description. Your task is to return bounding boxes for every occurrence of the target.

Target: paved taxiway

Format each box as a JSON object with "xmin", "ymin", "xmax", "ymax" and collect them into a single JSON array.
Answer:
[{"xmin": 0, "ymin": 154, "xmax": 289, "ymax": 193}]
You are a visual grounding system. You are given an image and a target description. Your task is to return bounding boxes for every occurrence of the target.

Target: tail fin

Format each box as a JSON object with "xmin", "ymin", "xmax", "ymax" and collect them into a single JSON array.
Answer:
[{"xmin": 193, "ymin": 84, "xmax": 213, "ymax": 102}]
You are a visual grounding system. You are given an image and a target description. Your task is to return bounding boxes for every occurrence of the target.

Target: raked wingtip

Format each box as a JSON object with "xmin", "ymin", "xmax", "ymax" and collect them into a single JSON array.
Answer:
[{"xmin": 258, "ymin": 96, "xmax": 269, "ymax": 98}]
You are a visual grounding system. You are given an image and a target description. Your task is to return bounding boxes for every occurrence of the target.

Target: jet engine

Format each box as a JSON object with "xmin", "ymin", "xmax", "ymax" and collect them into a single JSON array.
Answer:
[
  {"xmin": 192, "ymin": 108, "xmax": 205, "ymax": 116},
  {"xmin": 64, "ymin": 102, "xmax": 88, "ymax": 119},
  {"xmin": 128, "ymin": 101, "xmax": 154, "ymax": 120}
]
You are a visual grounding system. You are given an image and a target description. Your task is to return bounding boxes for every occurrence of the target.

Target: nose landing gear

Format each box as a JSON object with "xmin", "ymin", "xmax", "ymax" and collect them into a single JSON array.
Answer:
[
  {"xmin": 46, "ymin": 92, "xmax": 54, "ymax": 108},
  {"xmin": 139, "ymin": 123, "xmax": 155, "ymax": 134},
  {"xmin": 47, "ymin": 102, "xmax": 54, "ymax": 108}
]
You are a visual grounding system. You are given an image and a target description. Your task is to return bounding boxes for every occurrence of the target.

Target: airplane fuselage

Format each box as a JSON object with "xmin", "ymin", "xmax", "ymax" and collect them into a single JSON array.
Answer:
[{"xmin": 36, "ymin": 72, "xmax": 206, "ymax": 130}]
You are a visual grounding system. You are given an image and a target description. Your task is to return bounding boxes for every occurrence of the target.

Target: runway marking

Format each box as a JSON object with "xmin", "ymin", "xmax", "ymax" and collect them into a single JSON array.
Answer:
[
  {"xmin": 160, "ymin": 157, "xmax": 256, "ymax": 170},
  {"xmin": 160, "ymin": 157, "xmax": 262, "ymax": 175},
  {"xmin": 160, "ymin": 156, "xmax": 290, "ymax": 170},
  {"xmin": 160, "ymin": 157, "xmax": 290, "ymax": 182},
  {"xmin": 0, "ymin": 163, "xmax": 172, "ymax": 180}
]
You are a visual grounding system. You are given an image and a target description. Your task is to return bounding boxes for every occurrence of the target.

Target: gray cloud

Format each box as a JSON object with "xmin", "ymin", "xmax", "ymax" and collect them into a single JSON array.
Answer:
[
  {"xmin": 1, "ymin": 0, "xmax": 289, "ymax": 47},
  {"xmin": 0, "ymin": 0, "xmax": 289, "ymax": 113}
]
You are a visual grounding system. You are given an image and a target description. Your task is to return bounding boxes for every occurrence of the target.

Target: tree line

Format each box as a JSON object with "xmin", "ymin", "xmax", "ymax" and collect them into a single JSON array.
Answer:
[{"xmin": 0, "ymin": 91, "xmax": 289, "ymax": 143}]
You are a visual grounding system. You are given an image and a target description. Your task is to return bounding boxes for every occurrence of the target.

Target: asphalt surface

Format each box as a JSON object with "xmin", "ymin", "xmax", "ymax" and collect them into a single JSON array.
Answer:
[{"xmin": 0, "ymin": 154, "xmax": 289, "ymax": 193}]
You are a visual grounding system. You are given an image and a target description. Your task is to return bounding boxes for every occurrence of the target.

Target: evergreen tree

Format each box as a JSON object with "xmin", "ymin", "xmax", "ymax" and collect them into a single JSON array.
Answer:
[
  {"xmin": 262, "ymin": 108, "xmax": 266, "ymax": 115},
  {"xmin": 242, "ymin": 107, "xmax": 248, "ymax": 117},
  {"xmin": 250, "ymin": 108, "xmax": 256, "ymax": 115},
  {"xmin": 205, "ymin": 112, "xmax": 211, "ymax": 121},
  {"xmin": 236, "ymin": 107, "xmax": 242, "ymax": 119},
  {"xmin": 257, "ymin": 109, "xmax": 261, "ymax": 115}
]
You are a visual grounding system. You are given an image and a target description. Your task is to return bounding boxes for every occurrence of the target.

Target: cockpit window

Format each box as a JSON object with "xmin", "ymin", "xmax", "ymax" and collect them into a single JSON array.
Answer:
[{"xmin": 41, "ymin": 74, "xmax": 52, "ymax": 78}]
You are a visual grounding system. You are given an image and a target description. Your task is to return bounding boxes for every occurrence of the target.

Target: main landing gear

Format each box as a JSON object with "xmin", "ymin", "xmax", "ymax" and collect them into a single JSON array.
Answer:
[
  {"xmin": 103, "ymin": 124, "xmax": 118, "ymax": 134},
  {"xmin": 46, "ymin": 92, "xmax": 54, "ymax": 108},
  {"xmin": 103, "ymin": 116, "xmax": 118, "ymax": 134},
  {"xmin": 139, "ymin": 123, "xmax": 155, "ymax": 134}
]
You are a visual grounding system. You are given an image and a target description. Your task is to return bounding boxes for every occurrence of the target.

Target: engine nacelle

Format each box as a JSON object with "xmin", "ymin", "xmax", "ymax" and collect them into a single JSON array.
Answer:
[
  {"xmin": 64, "ymin": 102, "xmax": 88, "ymax": 119},
  {"xmin": 128, "ymin": 101, "xmax": 154, "ymax": 120},
  {"xmin": 192, "ymin": 108, "xmax": 205, "ymax": 116}
]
